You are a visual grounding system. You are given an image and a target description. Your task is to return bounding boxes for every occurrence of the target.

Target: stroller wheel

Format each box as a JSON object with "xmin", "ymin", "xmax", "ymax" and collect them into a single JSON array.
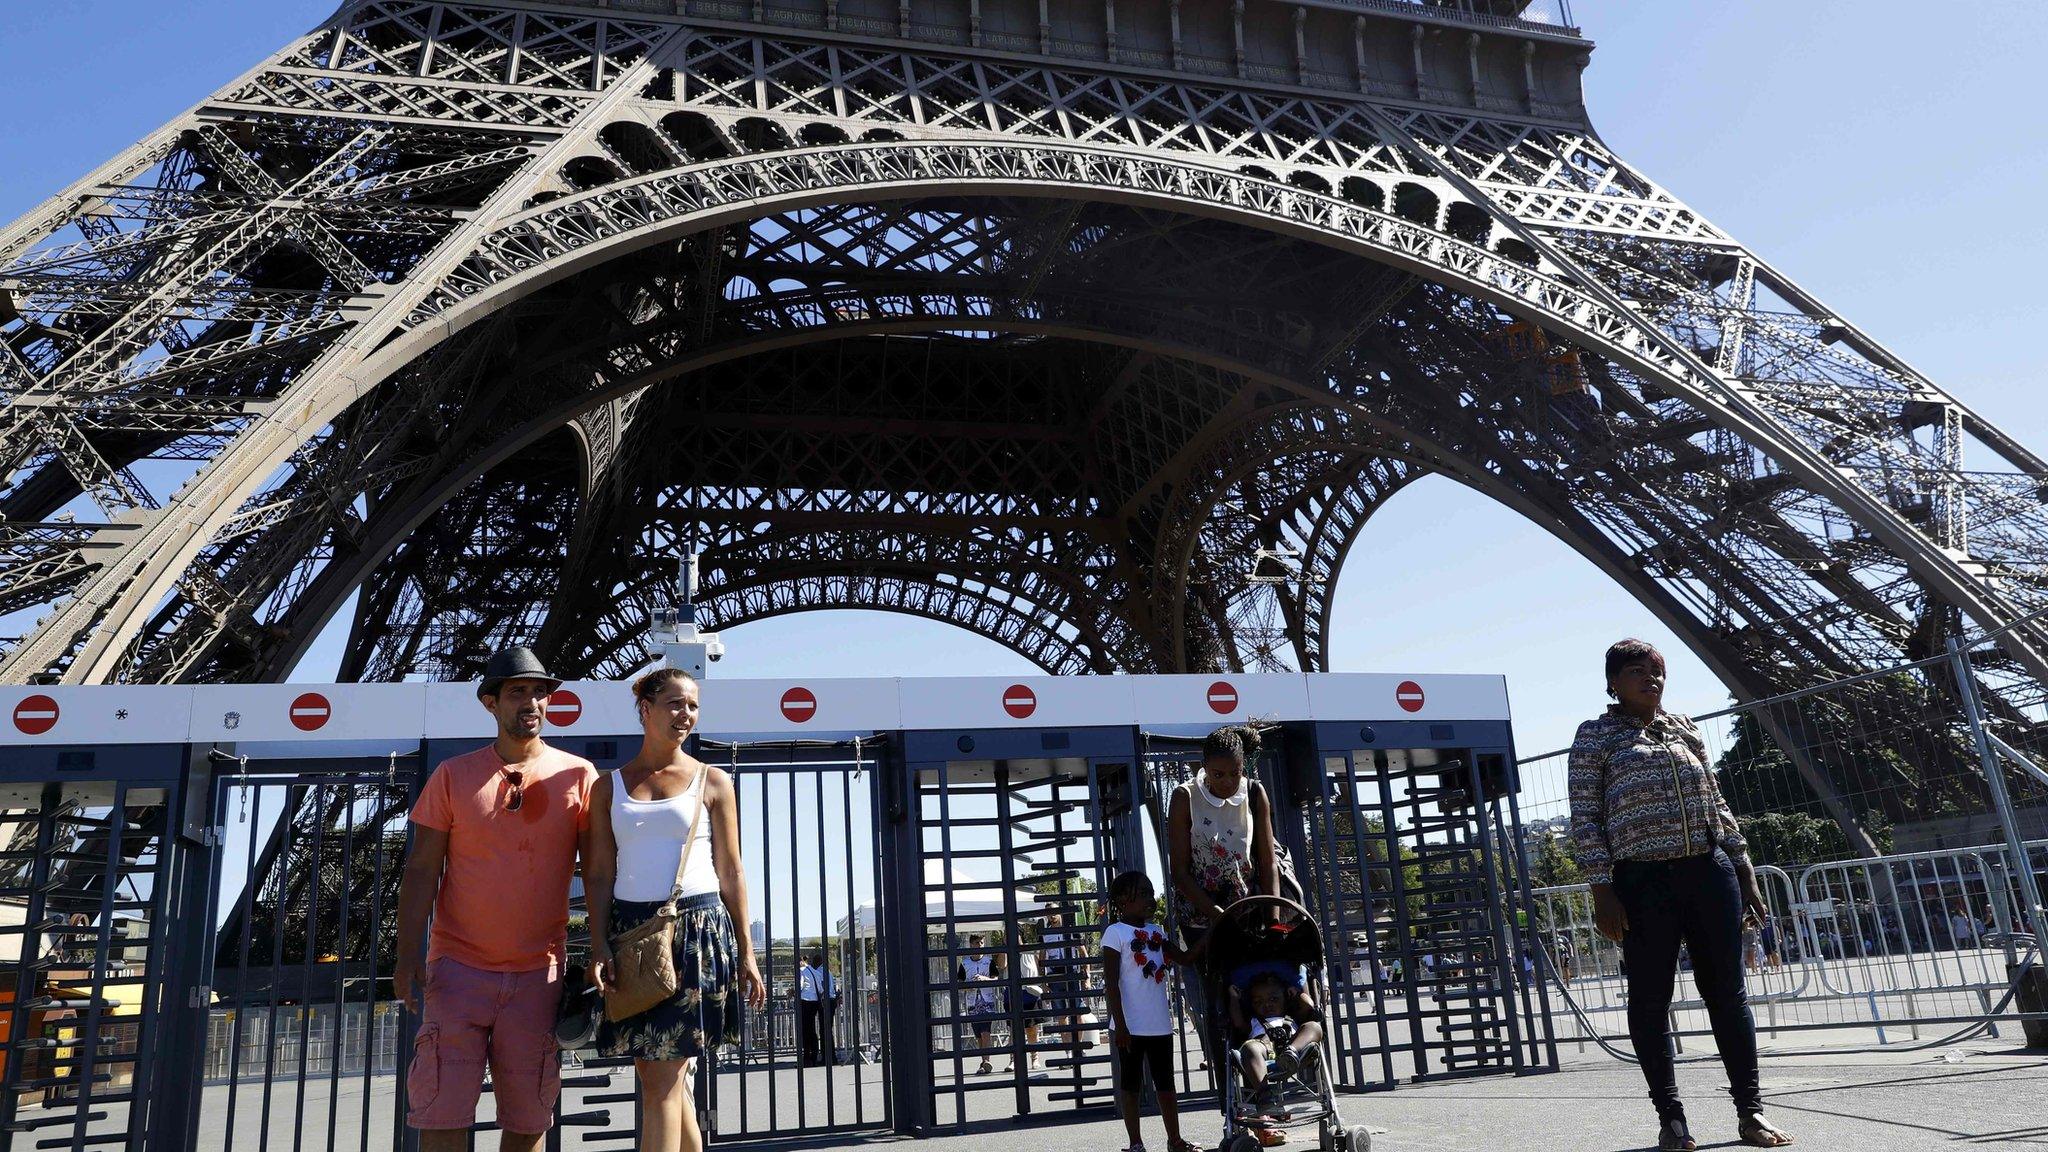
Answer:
[{"xmin": 1320, "ymin": 1119, "xmax": 1370, "ymax": 1152}]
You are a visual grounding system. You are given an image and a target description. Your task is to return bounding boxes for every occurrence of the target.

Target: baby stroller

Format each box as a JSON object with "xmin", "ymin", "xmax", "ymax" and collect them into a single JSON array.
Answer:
[{"xmin": 1203, "ymin": 896, "xmax": 1368, "ymax": 1152}]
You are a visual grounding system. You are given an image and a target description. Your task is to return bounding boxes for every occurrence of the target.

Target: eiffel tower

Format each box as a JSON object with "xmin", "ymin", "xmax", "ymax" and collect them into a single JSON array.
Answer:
[{"xmin": 4, "ymin": 0, "xmax": 2047, "ymax": 852}]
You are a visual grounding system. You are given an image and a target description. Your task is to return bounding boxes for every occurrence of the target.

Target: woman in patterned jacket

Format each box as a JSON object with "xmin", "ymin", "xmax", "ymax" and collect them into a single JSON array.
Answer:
[{"xmin": 1569, "ymin": 639, "xmax": 1792, "ymax": 1150}]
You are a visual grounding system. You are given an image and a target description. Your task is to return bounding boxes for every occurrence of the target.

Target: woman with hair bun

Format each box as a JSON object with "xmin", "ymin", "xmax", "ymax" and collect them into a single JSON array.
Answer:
[
  {"xmin": 1167, "ymin": 725, "xmax": 1284, "ymax": 1140},
  {"xmin": 584, "ymin": 668, "xmax": 768, "ymax": 1152},
  {"xmin": 1168, "ymin": 725, "xmax": 1282, "ymax": 947}
]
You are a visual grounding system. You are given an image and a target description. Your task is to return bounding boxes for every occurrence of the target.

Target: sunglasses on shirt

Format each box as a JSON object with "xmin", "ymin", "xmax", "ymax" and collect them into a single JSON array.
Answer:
[{"xmin": 503, "ymin": 769, "xmax": 525, "ymax": 812}]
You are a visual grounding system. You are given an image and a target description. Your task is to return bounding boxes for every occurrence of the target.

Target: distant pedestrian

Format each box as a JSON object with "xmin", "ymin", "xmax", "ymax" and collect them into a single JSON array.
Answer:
[
  {"xmin": 1012, "ymin": 937, "xmax": 1046, "ymax": 1075},
  {"xmin": 1950, "ymin": 901, "xmax": 1979, "ymax": 949},
  {"xmin": 798, "ymin": 952, "xmax": 838, "ymax": 1067},
  {"xmin": 1041, "ymin": 912, "xmax": 1099, "ymax": 1050},
  {"xmin": 957, "ymin": 934, "xmax": 998, "ymax": 1075}
]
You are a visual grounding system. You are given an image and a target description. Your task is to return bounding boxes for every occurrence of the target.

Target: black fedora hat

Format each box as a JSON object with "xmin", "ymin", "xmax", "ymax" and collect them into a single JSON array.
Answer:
[{"xmin": 477, "ymin": 646, "xmax": 563, "ymax": 699}]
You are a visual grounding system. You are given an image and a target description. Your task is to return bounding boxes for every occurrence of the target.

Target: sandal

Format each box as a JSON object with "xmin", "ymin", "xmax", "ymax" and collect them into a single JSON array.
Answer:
[
  {"xmin": 1253, "ymin": 1127, "xmax": 1287, "ymax": 1147},
  {"xmin": 1657, "ymin": 1116, "xmax": 1697, "ymax": 1152},
  {"xmin": 1739, "ymin": 1112, "xmax": 1793, "ymax": 1147}
]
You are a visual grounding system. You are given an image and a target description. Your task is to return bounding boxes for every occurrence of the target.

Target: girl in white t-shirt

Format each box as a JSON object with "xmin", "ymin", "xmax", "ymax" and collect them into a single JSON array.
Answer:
[{"xmin": 1100, "ymin": 871, "xmax": 1198, "ymax": 1152}]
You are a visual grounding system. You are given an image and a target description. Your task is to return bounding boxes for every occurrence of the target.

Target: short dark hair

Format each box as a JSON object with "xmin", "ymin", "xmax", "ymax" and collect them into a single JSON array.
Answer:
[
  {"xmin": 1246, "ymin": 971, "xmax": 1288, "ymax": 996},
  {"xmin": 1201, "ymin": 724, "xmax": 1263, "ymax": 765},
  {"xmin": 1603, "ymin": 638, "xmax": 1663, "ymax": 686},
  {"xmin": 1109, "ymin": 870, "xmax": 1155, "ymax": 904}
]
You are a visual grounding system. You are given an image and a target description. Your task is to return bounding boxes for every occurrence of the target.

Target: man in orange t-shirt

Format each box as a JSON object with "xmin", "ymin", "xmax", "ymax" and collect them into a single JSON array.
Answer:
[{"xmin": 394, "ymin": 647, "xmax": 598, "ymax": 1151}]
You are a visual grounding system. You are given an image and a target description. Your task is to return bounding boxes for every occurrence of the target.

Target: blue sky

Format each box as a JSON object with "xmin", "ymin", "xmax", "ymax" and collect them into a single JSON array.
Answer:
[{"xmin": 3, "ymin": 1, "xmax": 2045, "ymax": 762}]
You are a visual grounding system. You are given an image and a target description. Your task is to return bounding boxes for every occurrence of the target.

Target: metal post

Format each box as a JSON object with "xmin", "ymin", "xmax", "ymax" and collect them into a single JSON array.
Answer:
[
  {"xmin": 1947, "ymin": 639, "xmax": 2048, "ymax": 952},
  {"xmin": 145, "ymin": 744, "xmax": 222, "ymax": 1152}
]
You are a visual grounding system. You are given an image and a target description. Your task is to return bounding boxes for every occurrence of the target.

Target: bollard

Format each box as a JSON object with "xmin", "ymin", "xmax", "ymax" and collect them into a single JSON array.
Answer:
[{"xmin": 2011, "ymin": 962, "xmax": 2048, "ymax": 1049}]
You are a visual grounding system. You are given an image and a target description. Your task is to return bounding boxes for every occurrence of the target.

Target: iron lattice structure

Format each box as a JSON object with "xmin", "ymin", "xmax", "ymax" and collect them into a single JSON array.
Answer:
[{"xmin": 6, "ymin": 0, "xmax": 2048, "ymax": 843}]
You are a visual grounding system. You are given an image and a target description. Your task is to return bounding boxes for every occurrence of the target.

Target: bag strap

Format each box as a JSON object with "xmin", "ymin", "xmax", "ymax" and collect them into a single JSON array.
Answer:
[{"xmin": 662, "ymin": 761, "xmax": 710, "ymax": 913}]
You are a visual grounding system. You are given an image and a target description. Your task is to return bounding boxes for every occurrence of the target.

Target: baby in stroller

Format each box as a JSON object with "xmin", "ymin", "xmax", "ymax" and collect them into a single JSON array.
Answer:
[
  {"xmin": 1204, "ymin": 896, "xmax": 1368, "ymax": 1152},
  {"xmin": 1227, "ymin": 968, "xmax": 1325, "ymax": 1112}
]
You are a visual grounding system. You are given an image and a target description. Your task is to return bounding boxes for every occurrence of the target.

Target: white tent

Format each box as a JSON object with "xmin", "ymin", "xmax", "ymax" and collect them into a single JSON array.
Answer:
[{"xmin": 838, "ymin": 859, "xmax": 1042, "ymax": 940}]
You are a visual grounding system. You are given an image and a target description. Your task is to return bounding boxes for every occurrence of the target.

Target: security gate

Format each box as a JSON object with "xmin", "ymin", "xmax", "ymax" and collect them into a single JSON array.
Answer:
[
  {"xmin": 693, "ymin": 738, "xmax": 893, "ymax": 1141},
  {"xmin": 0, "ymin": 671, "xmax": 1536, "ymax": 1147},
  {"xmin": 891, "ymin": 727, "xmax": 1140, "ymax": 1132},
  {"xmin": 1139, "ymin": 721, "xmax": 1555, "ymax": 1098},
  {"xmin": 203, "ymin": 754, "xmax": 414, "ymax": 1152},
  {"xmin": 0, "ymin": 735, "xmax": 897, "ymax": 1152},
  {"xmin": 1292, "ymin": 728, "xmax": 1554, "ymax": 1088},
  {"xmin": 0, "ymin": 746, "xmax": 209, "ymax": 1152}
]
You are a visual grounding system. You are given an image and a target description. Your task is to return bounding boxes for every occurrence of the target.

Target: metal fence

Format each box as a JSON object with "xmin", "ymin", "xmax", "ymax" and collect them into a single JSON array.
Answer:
[
  {"xmin": 202, "ymin": 1004, "xmax": 404, "ymax": 1084},
  {"xmin": 1528, "ymin": 841, "xmax": 2045, "ymax": 1051}
]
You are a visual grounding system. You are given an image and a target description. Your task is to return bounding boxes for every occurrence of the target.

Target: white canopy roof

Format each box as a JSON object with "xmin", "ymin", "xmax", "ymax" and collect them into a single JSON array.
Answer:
[{"xmin": 840, "ymin": 859, "xmax": 1041, "ymax": 937}]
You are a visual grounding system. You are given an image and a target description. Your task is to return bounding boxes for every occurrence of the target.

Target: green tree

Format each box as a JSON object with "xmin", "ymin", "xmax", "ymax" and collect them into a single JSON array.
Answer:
[
  {"xmin": 1528, "ymin": 832, "xmax": 1583, "ymax": 888},
  {"xmin": 1714, "ymin": 675, "xmax": 1984, "ymax": 838}
]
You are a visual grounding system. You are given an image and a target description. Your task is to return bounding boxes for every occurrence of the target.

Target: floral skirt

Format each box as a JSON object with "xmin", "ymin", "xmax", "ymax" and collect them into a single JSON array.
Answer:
[{"xmin": 598, "ymin": 893, "xmax": 743, "ymax": 1062}]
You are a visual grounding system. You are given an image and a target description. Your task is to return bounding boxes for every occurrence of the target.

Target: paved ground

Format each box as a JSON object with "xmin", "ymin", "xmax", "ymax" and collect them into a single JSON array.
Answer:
[
  {"xmin": 31, "ymin": 1039, "xmax": 2048, "ymax": 1149},
  {"xmin": 893, "ymin": 1044, "xmax": 2048, "ymax": 1152}
]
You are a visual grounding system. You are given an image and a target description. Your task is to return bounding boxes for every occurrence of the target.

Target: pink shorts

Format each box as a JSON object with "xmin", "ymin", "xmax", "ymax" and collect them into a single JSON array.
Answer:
[{"xmin": 406, "ymin": 957, "xmax": 561, "ymax": 1134}]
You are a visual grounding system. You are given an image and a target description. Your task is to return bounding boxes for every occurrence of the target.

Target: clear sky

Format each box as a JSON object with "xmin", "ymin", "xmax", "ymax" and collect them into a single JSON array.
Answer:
[{"xmin": 3, "ymin": 0, "xmax": 2045, "ymax": 763}]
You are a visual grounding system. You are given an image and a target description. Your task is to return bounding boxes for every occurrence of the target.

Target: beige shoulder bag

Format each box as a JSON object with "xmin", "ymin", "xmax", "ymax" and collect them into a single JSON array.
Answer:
[{"xmin": 605, "ymin": 762, "xmax": 709, "ymax": 1022}]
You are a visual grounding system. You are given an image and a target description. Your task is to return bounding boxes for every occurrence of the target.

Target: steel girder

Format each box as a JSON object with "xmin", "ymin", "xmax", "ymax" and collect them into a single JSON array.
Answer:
[{"xmin": 0, "ymin": 1, "xmax": 2044, "ymax": 810}]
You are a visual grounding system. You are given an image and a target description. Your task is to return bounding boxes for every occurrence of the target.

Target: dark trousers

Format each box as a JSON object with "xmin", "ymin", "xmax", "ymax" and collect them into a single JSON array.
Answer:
[
  {"xmin": 1613, "ymin": 851, "xmax": 1762, "ymax": 1117},
  {"xmin": 800, "ymin": 1000, "xmax": 824, "ymax": 1065}
]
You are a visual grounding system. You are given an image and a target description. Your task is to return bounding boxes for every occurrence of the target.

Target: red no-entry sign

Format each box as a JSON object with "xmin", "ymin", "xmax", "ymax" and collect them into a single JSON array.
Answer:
[
  {"xmin": 546, "ymin": 689, "xmax": 582, "ymax": 728},
  {"xmin": 290, "ymin": 691, "xmax": 332, "ymax": 732},
  {"xmin": 1003, "ymin": 684, "xmax": 1038, "ymax": 719},
  {"xmin": 1396, "ymin": 680, "xmax": 1426, "ymax": 713},
  {"xmin": 12, "ymin": 694, "xmax": 59, "ymax": 736},
  {"xmin": 1207, "ymin": 681, "xmax": 1239, "ymax": 715},
  {"xmin": 780, "ymin": 686, "xmax": 817, "ymax": 724}
]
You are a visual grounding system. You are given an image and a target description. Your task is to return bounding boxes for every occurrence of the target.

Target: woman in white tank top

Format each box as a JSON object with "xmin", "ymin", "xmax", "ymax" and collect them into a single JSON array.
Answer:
[
  {"xmin": 608, "ymin": 765, "xmax": 720, "ymax": 902},
  {"xmin": 584, "ymin": 669, "xmax": 767, "ymax": 1152}
]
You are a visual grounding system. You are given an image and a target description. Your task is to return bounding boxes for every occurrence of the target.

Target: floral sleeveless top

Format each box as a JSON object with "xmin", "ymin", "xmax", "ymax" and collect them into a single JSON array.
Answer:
[{"xmin": 1174, "ymin": 776, "xmax": 1256, "ymax": 935}]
